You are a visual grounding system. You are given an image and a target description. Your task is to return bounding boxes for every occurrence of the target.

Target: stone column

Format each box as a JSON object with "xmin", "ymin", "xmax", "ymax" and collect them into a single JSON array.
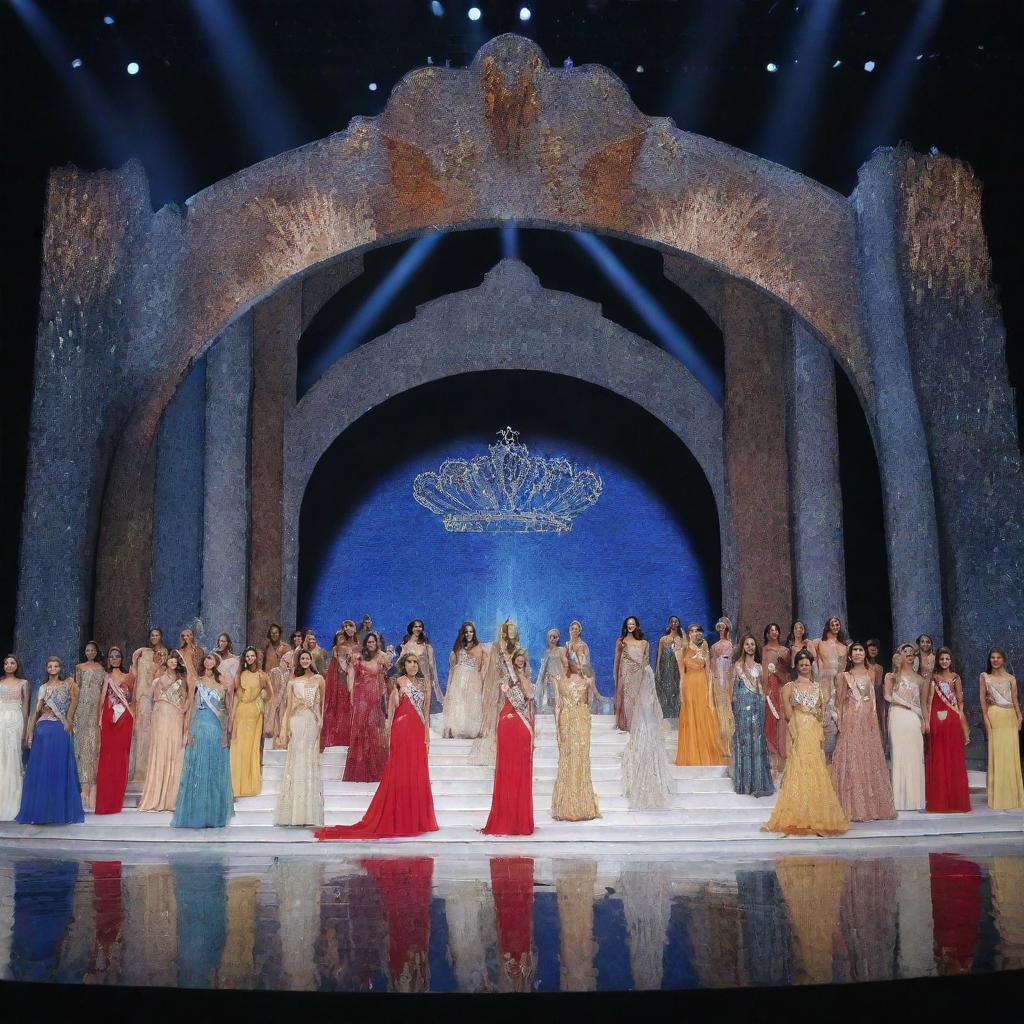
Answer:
[
  {"xmin": 786, "ymin": 320, "xmax": 848, "ymax": 635},
  {"xmin": 201, "ymin": 315, "xmax": 252, "ymax": 648},
  {"xmin": 150, "ymin": 356, "xmax": 206, "ymax": 637}
]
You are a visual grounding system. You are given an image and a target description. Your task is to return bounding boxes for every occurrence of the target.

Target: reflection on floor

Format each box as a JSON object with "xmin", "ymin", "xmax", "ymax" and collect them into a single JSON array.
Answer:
[{"xmin": 1, "ymin": 837, "xmax": 1022, "ymax": 991}]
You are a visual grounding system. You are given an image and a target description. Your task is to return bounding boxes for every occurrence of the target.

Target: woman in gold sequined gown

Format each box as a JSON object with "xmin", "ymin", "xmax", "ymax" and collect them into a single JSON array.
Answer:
[
  {"xmin": 764, "ymin": 650, "xmax": 849, "ymax": 836},
  {"xmin": 551, "ymin": 658, "xmax": 600, "ymax": 821}
]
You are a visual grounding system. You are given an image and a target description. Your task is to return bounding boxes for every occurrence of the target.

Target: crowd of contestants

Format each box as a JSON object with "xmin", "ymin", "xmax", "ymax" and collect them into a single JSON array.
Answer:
[{"xmin": 0, "ymin": 612, "xmax": 1021, "ymax": 839}]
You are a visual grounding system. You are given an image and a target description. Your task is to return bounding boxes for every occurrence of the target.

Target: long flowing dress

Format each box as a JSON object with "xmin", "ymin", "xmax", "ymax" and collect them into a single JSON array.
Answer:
[
  {"xmin": 0, "ymin": 678, "xmax": 26, "ymax": 820},
  {"xmin": 675, "ymin": 645, "xmax": 723, "ymax": 766},
  {"xmin": 711, "ymin": 639, "xmax": 735, "ymax": 757},
  {"xmin": 398, "ymin": 640, "xmax": 443, "ymax": 717},
  {"xmin": 276, "ymin": 675, "xmax": 324, "ymax": 826},
  {"xmin": 731, "ymin": 664, "xmax": 774, "ymax": 797},
  {"xmin": 984, "ymin": 673, "xmax": 1024, "ymax": 809},
  {"xmin": 230, "ymin": 669, "xmax": 265, "ymax": 797},
  {"xmin": 817, "ymin": 643, "xmax": 845, "ymax": 762},
  {"xmin": 614, "ymin": 639, "xmax": 650, "ymax": 731},
  {"xmin": 554, "ymin": 860, "xmax": 597, "ymax": 991},
  {"xmin": 926, "ymin": 676, "xmax": 971, "ymax": 813},
  {"xmin": 621, "ymin": 657, "xmax": 671, "ymax": 810},
  {"xmin": 138, "ymin": 673, "xmax": 187, "ymax": 811},
  {"xmin": 535, "ymin": 646, "xmax": 563, "ymax": 716},
  {"xmin": 482, "ymin": 692, "xmax": 534, "ymax": 836},
  {"xmin": 16, "ymin": 681, "xmax": 85, "ymax": 824},
  {"xmin": 889, "ymin": 674, "xmax": 926, "ymax": 811},
  {"xmin": 764, "ymin": 681, "xmax": 849, "ymax": 836},
  {"xmin": 344, "ymin": 658, "xmax": 389, "ymax": 782},
  {"xmin": 321, "ymin": 646, "xmax": 355, "ymax": 749},
  {"xmin": 363, "ymin": 857, "xmax": 434, "ymax": 992},
  {"xmin": 442, "ymin": 648, "xmax": 485, "ymax": 739},
  {"xmin": 316, "ymin": 686, "xmax": 438, "ymax": 839},
  {"xmin": 831, "ymin": 672, "xmax": 897, "ymax": 821},
  {"xmin": 551, "ymin": 675, "xmax": 599, "ymax": 821},
  {"xmin": 490, "ymin": 857, "xmax": 535, "ymax": 991},
  {"xmin": 172, "ymin": 682, "xmax": 234, "ymax": 828},
  {"xmin": 130, "ymin": 647, "xmax": 164, "ymax": 783},
  {"xmin": 869, "ymin": 661, "xmax": 888, "ymax": 753},
  {"xmin": 95, "ymin": 672, "xmax": 137, "ymax": 814},
  {"xmin": 929, "ymin": 852, "xmax": 983, "ymax": 975},
  {"xmin": 73, "ymin": 664, "xmax": 103, "ymax": 797},
  {"xmin": 268, "ymin": 648, "xmax": 297, "ymax": 749},
  {"xmin": 655, "ymin": 636, "xmax": 682, "ymax": 719},
  {"xmin": 762, "ymin": 642, "xmax": 789, "ymax": 766}
]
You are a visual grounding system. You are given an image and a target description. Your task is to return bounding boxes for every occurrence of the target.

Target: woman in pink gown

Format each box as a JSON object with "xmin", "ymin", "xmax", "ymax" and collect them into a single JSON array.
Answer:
[
  {"xmin": 342, "ymin": 633, "xmax": 392, "ymax": 782},
  {"xmin": 317, "ymin": 653, "xmax": 438, "ymax": 840}
]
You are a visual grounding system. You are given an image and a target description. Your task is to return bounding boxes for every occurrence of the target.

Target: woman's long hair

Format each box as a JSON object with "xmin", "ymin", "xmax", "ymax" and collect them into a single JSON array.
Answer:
[
  {"xmin": 3, "ymin": 654, "xmax": 23, "ymax": 679},
  {"xmin": 403, "ymin": 619, "xmax": 431, "ymax": 646},
  {"xmin": 986, "ymin": 648, "xmax": 1010, "ymax": 674},
  {"xmin": 621, "ymin": 616, "xmax": 645, "ymax": 641},
  {"xmin": 452, "ymin": 621, "xmax": 479, "ymax": 654},
  {"xmin": 731, "ymin": 632, "xmax": 761, "ymax": 664}
]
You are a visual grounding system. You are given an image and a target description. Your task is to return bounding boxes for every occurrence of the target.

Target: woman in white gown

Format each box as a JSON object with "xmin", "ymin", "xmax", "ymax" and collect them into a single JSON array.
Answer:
[
  {"xmin": 621, "ymin": 642, "xmax": 671, "ymax": 810},
  {"xmin": 442, "ymin": 621, "xmax": 486, "ymax": 738},
  {"xmin": 275, "ymin": 650, "xmax": 325, "ymax": 827},
  {"xmin": 0, "ymin": 655, "xmax": 30, "ymax": 820},
  {"xmin": 884, "ymin": 644, "xmax": 928, "ymax": 811}
]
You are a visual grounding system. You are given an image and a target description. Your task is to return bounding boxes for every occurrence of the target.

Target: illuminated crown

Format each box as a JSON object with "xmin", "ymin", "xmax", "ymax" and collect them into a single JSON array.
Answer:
[{"xmin": 413, "ymin": 428, "xmax": 603, "ymax": 533}]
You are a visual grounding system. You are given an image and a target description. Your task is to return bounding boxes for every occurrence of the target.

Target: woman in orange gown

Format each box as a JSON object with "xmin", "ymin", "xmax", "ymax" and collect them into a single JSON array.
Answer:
[{"xmin": 675, "ymin": 624, "xmax": 724, "ymax": 766}]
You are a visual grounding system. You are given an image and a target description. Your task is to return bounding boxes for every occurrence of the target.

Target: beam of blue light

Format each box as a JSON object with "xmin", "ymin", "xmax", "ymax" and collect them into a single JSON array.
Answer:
[
  {"xmin": 856, "ymin": 0, "xmax": 943, "ymax": 159},
  {"xmin": 300, "ymin": 233, "xmax": 444, "ymax": 394},
  {"xmin": 501, "ymin": 221, "xmax": 519, "ymax": 260},
  {"xmin": 572, "ymin": 232, "xmax": 723, "ymax": 405},
  {"xmin": 188, "ymin": 0, "xmax": 301, "ymax": 157},
  {"xmin": 756, "ymin": 0, "xmax": 842, "ymax": 168}
]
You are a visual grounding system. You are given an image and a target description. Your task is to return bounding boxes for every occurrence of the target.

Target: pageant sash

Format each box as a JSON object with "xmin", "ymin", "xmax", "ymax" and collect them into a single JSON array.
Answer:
[
  {"xmin": 106, "ymin": 675, "xmax": 133, "ymax": 724},
  {"xmin": 502, "ymin": 658, "xmax": 533, "ymax": 734},
  {"xmin": 41, "ymin": 686, "xmax": 70, "ymax": 729},
  {"xmin": 934, "ymin": 677, "xmax": 961, "ymax": 715},
  {"xmin": 985, "ymin": 675, "xmax": 1014, "ymax": 708},
  {"xmin": 197, "ymin": 682, "xmax": 228, "ymax": 732}
]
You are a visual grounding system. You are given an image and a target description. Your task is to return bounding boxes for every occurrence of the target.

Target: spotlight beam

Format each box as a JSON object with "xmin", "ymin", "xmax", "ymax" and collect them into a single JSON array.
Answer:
[
  {"xmin": 572, "ymin": 232, "xmax": 723, "ymax": 405},
  {"xmin": 501, "ymin": 221, "xmax": 520, "ymax": 260}
]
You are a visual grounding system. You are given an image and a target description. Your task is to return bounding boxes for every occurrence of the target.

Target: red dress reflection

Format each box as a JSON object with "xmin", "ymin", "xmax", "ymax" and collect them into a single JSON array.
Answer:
[
  {"xmin": 482, "ymin": 697, "xmax": 534, "ymax": 836},
  {"xmin": 91, "ymin": 861, "xmax": 122, "ymax": 976},
  {"xmin": 491, "ymin": 857, "xmax": 535, "ymax": 991},
  {"xmin": 317, "ymin": 690, "xmax": 438, "ymax": 840},
  {"xmin": 929, "ymin": 852, "xmax": 982, "ymax": 974},
  {"xmin": 362, "ymin": 857, "xmax": 433, "ymax": 993},
  {"xmin": 320, "ymin": 646, "xmax": 354, "ymax": 750},
  {"xmin": 95, "ymin": 673, "xmax": 136, "ymax": 814},
  {"xmin": 343, "ymin": 656, "xmax": 389, "ymax": 782}
]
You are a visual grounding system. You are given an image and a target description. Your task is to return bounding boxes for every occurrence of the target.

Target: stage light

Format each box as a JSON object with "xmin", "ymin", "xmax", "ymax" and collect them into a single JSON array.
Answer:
[
  {"xmin": 519, "ymin": 6, "xmax": 531, "ymax": 21},
  {"xmin": 563, "ymin": 57, "xmax": 573, "ymax": 69},
  {"xmin": 468, "ymin": 7, "xmax": 481, "ymax": 20},
  {"xmin": 864, "ymin": 60, "xmax": 876, "ymax": 72},
  {"xmin": 766, "ymin": 62, "xmax": 778, "ymax": 73},
  {"xmin": 126, "ymin": 61, "xmax": 140, "ymax": 75},
  {"xmin": 501, "ymin": 221, "xmax": 519, "ymax": 260},
  {"xmin": 636, "ymin": 65, "xmax": 644, "ymax": 73},
  {"xmin": 368, "ymin": 82, "xmax": 378, "ymax": 91},
  {"xmin": 103, "ymin": 15, "xmax": 114, "ymax": 25},
  {"xmin": 431, "ymin": 1, "xmax": 444, "ymax": 14},
  {"xmin": 71, "ymin": 58, "xmax": 83, "ymax": 69},
  {"xmin": 833, "ymin": 59, "xmax": 842, "ymax": 68},
  {"xmin": 929, "ymin": 145, "xmax": 939, "ymax": 155},
  {"xmin": 916, "ymin": 53, "xmax": 924, "ymax": 60}
]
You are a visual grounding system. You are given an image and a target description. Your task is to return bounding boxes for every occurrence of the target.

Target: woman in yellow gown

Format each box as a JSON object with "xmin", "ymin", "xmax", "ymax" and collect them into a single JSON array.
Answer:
[
  {"xmin": 764, "ymin": 650, "xmax": 849, "ymax": 836},
  {"xmin": 981, "ymin": 648, "xmax": 1024, "ymax": 809},
  {"xmin": 229, "ymin": 646, "xmax": 271, "ymax": 797},
  {"xmin": 675, "ymin": 623, "xmax": 725, "ymax": 766}
]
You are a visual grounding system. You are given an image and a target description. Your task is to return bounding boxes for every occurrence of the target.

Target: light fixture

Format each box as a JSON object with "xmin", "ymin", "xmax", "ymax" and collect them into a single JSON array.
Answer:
[
  {"xmin": 103, "ymin": 15, "xmax": 114, "ymax": 26},
  {"xmin": 71, "ymin": 58, "xmax": 83, "ymax": 69},
  {"xmin": 468, "ymin": 6, "xmax": 481, "ymax": 20},
  {"xmin": 519, "ymin": 6, "xmax": 531, "ymax": 20},
  {"xmin": 832, "ymin": 59, "xmax": 842, "ymax": 68},
  {"xmin": 368, "ymin": 82, "xmax": 378, "ymax": 91},
  {"xmin": 766, "ymin": 62, "xmax": 778, "ymax": 73},
  {"xmin": 864, "ymin": 60, "xmax": 876, "ymax": 72},
  {"xmin": 431, "ymin": 1, "xmax": 444, "ymax": 14},
  {"xmin": 127, "ymin": 61, "xmax": 140, "ymax": 75}
]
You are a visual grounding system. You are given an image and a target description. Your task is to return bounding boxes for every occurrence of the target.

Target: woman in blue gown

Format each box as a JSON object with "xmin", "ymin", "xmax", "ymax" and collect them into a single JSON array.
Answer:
[
  {"xmin": 730, "ymin": 633, "xmax": 775, "ymax": 798},
  {"xmin": 172, "ymin": 653, "xmax": 234, "ymax": 829}
]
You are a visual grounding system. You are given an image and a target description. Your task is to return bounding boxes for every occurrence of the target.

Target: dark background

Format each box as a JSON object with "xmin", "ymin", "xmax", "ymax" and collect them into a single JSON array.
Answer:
[{"xmin": 1, "ymin": 0, "xmax": 1021, "ymax": 656}]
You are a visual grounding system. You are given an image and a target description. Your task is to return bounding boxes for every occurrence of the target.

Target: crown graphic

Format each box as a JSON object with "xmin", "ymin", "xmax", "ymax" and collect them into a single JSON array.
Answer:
[{"xmin": 413, "ymin": 428, "xmax": 603, "ymax": 533}]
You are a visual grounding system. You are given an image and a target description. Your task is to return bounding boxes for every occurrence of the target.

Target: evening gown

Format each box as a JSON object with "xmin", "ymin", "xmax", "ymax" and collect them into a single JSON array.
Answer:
[
  {"xmin": 675, "ymin": 646, "xmax": 724, "ymax": 766},
  {"xmin": 261, "ymin": 641, "xmax": 289, "ymax": 740},
  {"xmin": 762, "ymin": 643, "xmax": 789, "ymax": 765},
  {"xmin": 655, "ymin": 636, "xmax": 682, "ymax": 719},
  {"xmin": 763, "ymin": 681, "xmax": 849, "ymax": 836},
  {"xmin": 615, "ymin": 640, "xmax": 649, "ymax": 731},
  {"xmin": 925, "ymin": 676, "xmax": 971, "ymax": 813},
  {"xmin": 17, "ymin": 681, "xmax": 85, "ymax": 824},
  {"xmin": 888, "ymin": 674, "xmax": 926, "ymax": 810},
  {"xmin": 316, "ymin": 687, "xmax": 438, "ymax": 839},
  {"xmin": 0, "ymin": 678, "xmax": 26, "ymax": 819},
  {"xmin": 831, "ymin": 672, "xmax": 896, "ymax": 821},
  {"xmin": 535, "ymin": 647, "xmax": 563, "ymax": 715},
  {"xmin": 172, "ymin": 682, "xmax": 234, "ymax": 828},
  {"xmin": 551, "ymin": 675, "xmax": 600, "ymax": 821},
  {"xmin": 230, "ymin": 669, "xmax": 265, "ymax": 797},
  {"xmin": 95, "ymin": 672, "xmax": 137, "ymax": 814},
  {"xmin": 711, "ymin": 640, "xmax": 735, "ymax": 757},
  {"xmin": 730, "ymin": 664, "xmax": 774, "ymax": 797},
  {"xmin": 818, "ymin": 645, "xmax": 844, "ymax": 761},
  {"xmin": 137, "ymin": 674, "xmax": 187, "ymax": 811},
  {"xmin": 268, "ymin": 648, "xmax": 296, "ymax": 749},
  {"xmin": 344, "ymin": 658, "xmax": 389, "ymax": 782},
  {"xmin": 321, "ymin": 647, "xmax": 354, "ymax": 749},
  {"xmin": 73, "ymin": 664, "xmax": 103, "ymax": 797},
  {"xmin": 984, "ymin": 673, "xmax": 1024, "ymax": 809},
  {"xmin": 621, "ymin": 658, "xmax": 671, "ymax": 810},
  {"xmin": 442, "ymin": 648, "xmax": 485, "ymax": 738},
  {"xmin": 482, "ymin": 694, "xmax": 534, "ymax": 835},
  {"xmin": 130, "ymin": 648, "xmax": 163, "ymax": 783},
  {"xmin": 276, "ymin": 675, "xmax": 324, "ymax": 826}
]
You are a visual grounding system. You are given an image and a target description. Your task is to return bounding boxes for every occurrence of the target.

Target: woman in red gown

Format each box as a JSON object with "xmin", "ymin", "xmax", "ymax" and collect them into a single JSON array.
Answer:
[
  {"xmin": 320, "ymin": 621, "xmax": 358, "ymax": 750},
  {"xmin": 925, "ymin": 646, "xmax": 972, "ymax": 813},
  {"xmin": 94, "ymin": 647, "xmax": 136, "ymax": 815},
  {"xmin": 342, "ymin": 632, "xmax": 392, "ymax": 783},
  {"xmin": 482, "ymin": 648, "xmax": 534, "ymax": 836},
  {"xmin": 317, "ymin": 653, "xmax": 438, "ymax": 839}
]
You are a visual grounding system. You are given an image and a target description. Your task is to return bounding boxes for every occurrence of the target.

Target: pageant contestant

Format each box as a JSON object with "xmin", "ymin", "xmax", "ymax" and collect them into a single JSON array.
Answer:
[
  {"xmin": 916, "ymin": 634, "xmax": 937, "ymax": 686},
  {"xmin": 885, "ymin": 644, "xmax": 928, "ymax": 811},
  {"xmin": 268, "ymin": 629, "xmax": 303, "ymax": 749},
  {"xmin": 831, "ymin": 642, "xmax": 896, "ymax": 822},
  {"xmin": 138, "ymin": 651, "xmax": 189, "ymax": 812},
  {"xmin": 172, "ymin": 652, "xmax": 234, "ymax": 829},
  {"xmin": 551, "ymin": 655, "xmax": 600, "ymax": 822},
  {"xmin": 72, "ymin": 640, "xmax": 104, "ymax": 810},
  {"xmin": 763, "ymin": 650, "xmax": 849, "ymax": 836},
  {"xmin": 711, "ymin": 617, "xmax": 736, "ymax": 757},
  {"xmin": 275, "ymin": 649, "xmax": 324, "ymax": 827},
  {"xmin": 472, "ymin": 619, "xmax": 522, "ymax": 764},
  {"xmin": 215, "ymin": 633, "xmax": 242, "ymax": 688},
  {"xmin": 316, "ymin": 652, "xmax": 438, "ymax": 839},
  {"xmin": 343, "ymin": 632, "xmax": 391, "ymax": 782},
  {"xmin": 675, "ymin": 623, "xmax": 723, "ymax": 766},
  {"xmin": 301, "ymin": 628, "xmax": 330, "ymax": 676},
  {"xmin": 655, "ymin": 615, "xmax": 684, "ymax": 719},
  {"xmin": 443, "ymin": 621, "xmax": 486, "ymax": 738},
  {"xmin": 788, "ymin": 621, "xmax": 817, "ymax": 674},
  {"xmin": 865, "ymin": 638, "xmax": 887, "ymax": 750},
  {"xmin": 620, "ymin": 637, "xmax": 671, "ymax": 811},
  {"xmin": 482, "ymin": 647, "xmax": 535, "ymax": 835},
  {"xmin": 614, "ymin": 616, "xmax": 652, "ymax": 732},
  {"xmin": 535, "ymin": 628, "xmax": 564, "ymax": 716},
  {"xmin": 818, "ymin": 617, "xmax": 848, "ymax": 761},
  {"xmin": 565, "ymin": 620, "xmax": 596, "ymax": 688},
  {"xmin": 981, "ymin": 648, "xmax": 1024, "ymax": 809},
  {"xmin": 729, "ymin": 633, "xmax": 774, "ymax": 798},
  {"xmin": 230, "ymin": 646, "xmax": 270, "ymax": 798},
  {"xmin": 130, "ymin": 627, "xmax": 168, "ymax": 782},
  {"xmin": 261, "ymin": 623, "xmax": 289, "ymax": 672},
  {"xmin": 397, "ymin": 620, "xmax": 443, "ymax": 717},
  {"xmin": 0, "ymin": 656, "xmax": 30, "ymax": 821},
  {"xmin": 17, "ymin": 657, "xmax": 84, "ymax": 825},
  {"xmin": 925, "ymin": 647, "xmax": 971, "ymax": 813},
  {"xmin": 321, "ymin": 624, "xmax": 355, "ymax": 749},
  {"xmin": 177, "ymin": 626, "xmax": 205, "ymax": 683},
  {"xmin": 761, "ymin": 624, "xmax": 789, "ymax": 772},
  {"xmin": 94, "ymin": 646, "xmax": 136, "ymax": 814}
]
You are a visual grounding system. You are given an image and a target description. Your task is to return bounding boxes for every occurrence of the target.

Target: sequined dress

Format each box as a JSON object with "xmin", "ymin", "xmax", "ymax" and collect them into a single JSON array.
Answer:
[
  {"xmin": 138, "ymin": 674, "xmax": 187, "ymax": 811},
  {"xmin": 72, "ymin": 665, "xmax": 104, "ymax": 793},
  {"xmin": 0, "ymin": 678, "xmax": 26, "ymax": 820},
  {"xmin": 655, "ymin": 636, "xmax": 682, "ymax": 719},
  {"xmin": 731, "ymin": 664, "xmax": 774, "ymax": 797},
  {"xmin": 172, "ymin": 683, "xmax": 234, "ymax": 829},
  {"xmin": 276, "ymin": 676, "xmax": 324, "ymax": 826},
  {"xmin": 551, "ymin": 676, "xmax": 600, "ymax": 821},
  {"xmin": 442, "ymin": 648, "xmax": 484, "ymax": 739},
  {"xmin": 620, "ymin": 659, "xmax": 670, "ymax": 810},
  {"xmin": 888, "ymin": 674, "xmax": 925, "ymax": 811}
]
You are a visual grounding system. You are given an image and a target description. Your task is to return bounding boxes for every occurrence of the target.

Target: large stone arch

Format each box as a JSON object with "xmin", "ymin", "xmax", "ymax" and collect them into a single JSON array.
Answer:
[{"xmin": 281, "ymin": 259, "xmax": 731, "ymax": 629}]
